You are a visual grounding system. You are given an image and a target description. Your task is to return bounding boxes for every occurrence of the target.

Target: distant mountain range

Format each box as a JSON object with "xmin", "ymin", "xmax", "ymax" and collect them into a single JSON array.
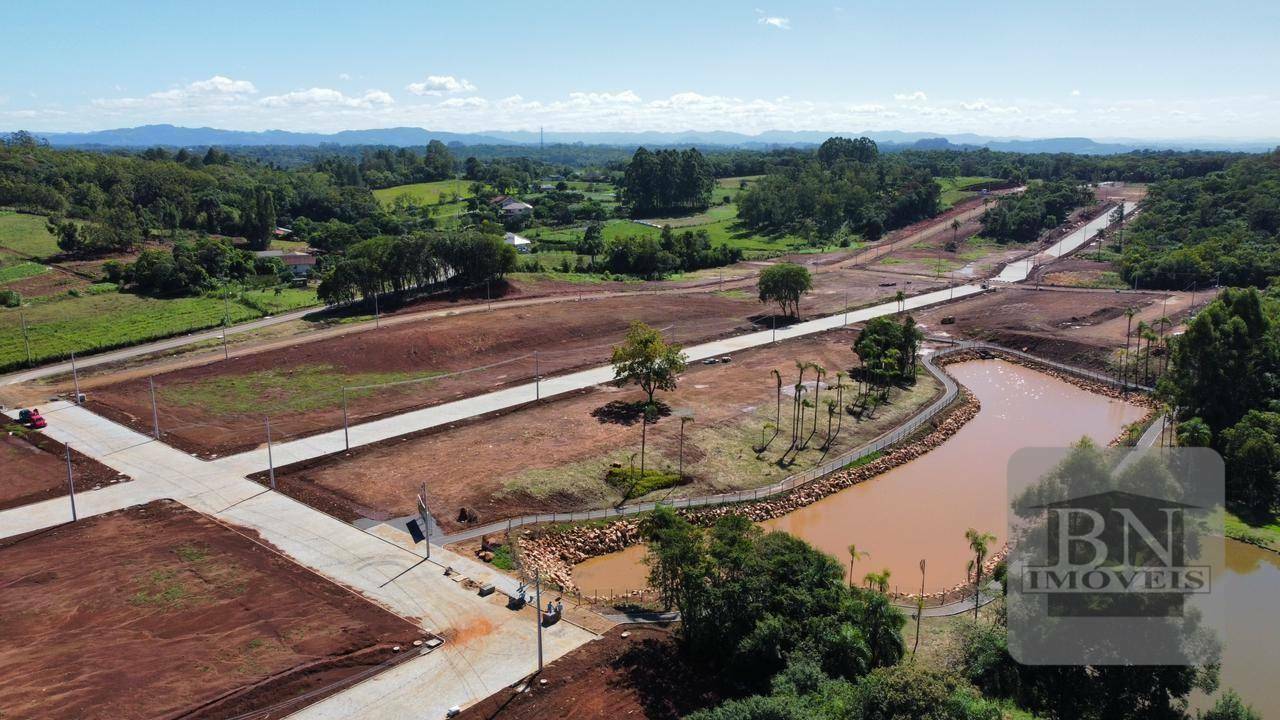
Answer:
[{"xmin": 19, "ymin": 124, "xmax": 1279, "ymax": 154}]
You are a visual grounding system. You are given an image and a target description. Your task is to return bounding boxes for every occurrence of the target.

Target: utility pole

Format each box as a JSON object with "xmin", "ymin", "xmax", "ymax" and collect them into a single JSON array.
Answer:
[
  {"xmin": 19, "ymin": 303, "xmax": 32, "ymax": 366},
  {"xmin": 65, "ymin": 444, "xmax": 77, "ymax": 521},
  {"xmin": 342, "ymin": 386, "xmax": 350, "ymax": 450},
  {"xmin": 534, "ymin": 351, "xmax": 540, "ymax": 400},
  {"xmin": 221, "ymin": 327, "xmax": 229, "ymax": 360},
  {"xmin": 843, "ymin": 291, "xmax": 848, "ymax": 326},
  {"xmin": 771, "ymin": 314, "xmax": 776, "ymax": 344},
  {"xmin": 70, "ymin": 352, "xmax": 81, "ymax": 404},
  {"xmin": 149, "ymin": 377, "xmax": 160, "ymax": 439},
  {"xmin": 535, "ymin": 570, "xmax": 544, "ymax": 671},
  {"xmin": 265, "ymin": 416, "xmax": 276, "ymax": 490},
  {"xmin": 373, "ymin": 291, "xmax": 381, "ymax": 328}
]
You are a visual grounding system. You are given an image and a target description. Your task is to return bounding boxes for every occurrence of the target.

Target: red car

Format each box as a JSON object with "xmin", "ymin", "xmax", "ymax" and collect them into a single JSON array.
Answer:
[{"xmin": 17, "ymin": 408, "xmax": 46, "ymax": 429}]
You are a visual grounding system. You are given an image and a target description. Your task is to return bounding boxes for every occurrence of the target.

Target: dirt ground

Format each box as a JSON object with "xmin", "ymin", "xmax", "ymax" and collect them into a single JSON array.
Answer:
[
  {"xmin": 913, "ymin": 286, "xmax": 1201, "ymax": 370},
  {"xmin": 457, "ymin": 625, "xmax": 726, "ymax": 720},
  {"xmin": 83, "ymin": 268, "xmax": 944, "ymax": 458},
  {"xmin": 0, "ymin": 422, "xmax": 129, "ymax": 510},
  {"xmin": 0, "ymin": 500, "xmax": 425, "ymax": 720},
  {"xmin": 263, "ymin": 327, "xmax": 943, "ymax": 533}
]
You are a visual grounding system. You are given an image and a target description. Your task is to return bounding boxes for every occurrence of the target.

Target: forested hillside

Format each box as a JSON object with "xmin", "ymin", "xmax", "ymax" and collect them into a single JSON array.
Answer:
[{"xmin": 1120, "ymin": 150, "xmax": 1280, "ymax": 288}]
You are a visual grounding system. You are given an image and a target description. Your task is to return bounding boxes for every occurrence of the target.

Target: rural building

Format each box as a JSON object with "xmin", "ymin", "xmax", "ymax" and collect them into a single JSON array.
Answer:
[
  {"xmin": 489, "ymin": 195, "xmax": 534, "ymax": 219},
  {"xmin": 254, "ymin": 249, "xmax": 318, "ymax": 278},
  {"xmin": 503, "ymin": 232, "xmax": 532, "ymax": 252}
]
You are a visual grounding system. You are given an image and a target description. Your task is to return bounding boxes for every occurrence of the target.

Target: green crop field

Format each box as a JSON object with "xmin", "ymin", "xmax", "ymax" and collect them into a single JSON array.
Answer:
[
  {"xmin": 0, "ymin": 212, "xmax": 61, "ymax": 259},
  {"xmin": 0, "ymin": 261, "xmax": 50, "ymax": 284},
  {"xmin": 373, "ymin": 179, "xmax": 473, "ymax": 207},
  {"xmin": 0, "ymin": 285, "xmax": 320, "ymax": 371}
]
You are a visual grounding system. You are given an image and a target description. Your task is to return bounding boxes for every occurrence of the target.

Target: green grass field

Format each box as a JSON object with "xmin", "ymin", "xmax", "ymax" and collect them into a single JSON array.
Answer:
[
  {"xmin": 372, "ymin": 179, "xmax": 473, "ymax": 207},
  {"xmin": 0, "ymin": 212, "xmax": 61, "ymax": 259},
  {"xmin": 937, "ymin": 176, "xmax": 1003, "ymax": 209},
  {"xmin": 0, "ymin": 285, "xmax": 320, "ymax": 371},
  {"xmin": 158, "ymin": 363, "xmax": 441, "ymax": 415}
]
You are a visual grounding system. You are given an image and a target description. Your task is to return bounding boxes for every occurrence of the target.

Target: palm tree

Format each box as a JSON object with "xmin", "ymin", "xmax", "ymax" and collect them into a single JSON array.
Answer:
[
  {"xmin": 807, "ymin": 364, "xmax": 825, "ymax": 448},
  {"xmin": 790, "ymin": 361, "xmax": 806, "ymax": 452},
  {"xmin": 863, "ymin": 568, "xmax": 891, "ymax": 593},
  {"xmin": 1134, "ymin": 320, "xmax": 1151, "ymax": 384},
  {"xmin": 824, "ymin": 399, "xmax": 837, "ymax": 450},
  {"xmin": 912, "ymin": 558, "xmax": 926, "ymax": 659},
  {"xmin": 1143, "ymin": 327, "xmax": 1159, "ymax": 384},
  {"xmin": 847, "ymin": 543, "xmax": 869, "ymax": 588},
  {"xmin": 949, "ymin": 218, "xmax": 961, "ymax": 249},
  {"xmin": 965, "ymin": 528, "xmax": 996, "ymax": 620},
  {"xmin": 1122, "ymin": 307, "xmax": 1138, "ymax": 389},
  {"xmin": 768, "ymin": 369, "xmax": 783, "ymax": 449},
  {"xmin": 832, "ymin": 372, "xmax": 846, "ymax": 442},
  {"xmin": 859, "ymin": 591, "xmax": 906, "ymax": 669},
  {"xmin": 895, "ymin": 290, "xmax": 906, "ymax": 314}
]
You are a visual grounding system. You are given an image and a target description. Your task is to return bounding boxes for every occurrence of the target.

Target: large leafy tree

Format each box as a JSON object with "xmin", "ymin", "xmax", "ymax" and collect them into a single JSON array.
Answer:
[
  {"xmin": 610, "ymin": 321, "xmax": 688, "ymax": 407},
  {"xmin": 757, "ymin": 263, "xmax": 813, "ymax": 318},
  {"xmin": 644, "ymin": 507, "xmax": 905, "ymax": 691}
]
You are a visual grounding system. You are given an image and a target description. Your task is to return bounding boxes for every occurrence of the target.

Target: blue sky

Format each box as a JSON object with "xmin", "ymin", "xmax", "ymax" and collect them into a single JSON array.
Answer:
[{"xmin": 4, "ymin": 0, "xmax": 1278, "ymax": 138}]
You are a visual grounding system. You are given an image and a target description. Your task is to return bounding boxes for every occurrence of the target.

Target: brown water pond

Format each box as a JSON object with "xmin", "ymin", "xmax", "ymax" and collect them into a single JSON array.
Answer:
[{"xmin": 573, "ymin": 360, "xmax": 1148, "ymax": 594}]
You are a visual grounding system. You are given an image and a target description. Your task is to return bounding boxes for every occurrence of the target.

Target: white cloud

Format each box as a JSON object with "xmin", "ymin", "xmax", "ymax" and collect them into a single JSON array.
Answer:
[
  {"xmin": 894, "ymin": 91, "xmax": 928, "ymax": 102},
  {"xmin": 259, "ymin": 88, "xmax": 394, "ymax": 109},
  {"xmin": 405, "ymin": 75, "xmax": 477, "ymax": 96},
  {"xmin": 961, "ymin": 100, "xmax": 1021, "ymax": 114},
  {"xmin": 755, "ymin": 8, "xmax": 790, "ymax": 29},
  {"xmin": 1071, "ymin": 89, "xmax": 1081, "ymax": 96},
  {"xmin": 93, "ymin": 75, "xmax": 257, "ymax": 109}
]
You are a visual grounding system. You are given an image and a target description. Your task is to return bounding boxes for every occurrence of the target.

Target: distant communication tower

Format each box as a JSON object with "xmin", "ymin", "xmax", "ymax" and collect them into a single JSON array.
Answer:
[{"xmin": 539, "ymin": 126, "xmax": 544, "ymax": 151}]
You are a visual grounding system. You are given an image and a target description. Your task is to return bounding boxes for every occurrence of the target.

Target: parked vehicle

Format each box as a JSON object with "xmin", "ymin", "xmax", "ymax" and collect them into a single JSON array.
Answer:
[{"xmin": 17, "ymin": 408, "xmax": 46, "ymax": 429}]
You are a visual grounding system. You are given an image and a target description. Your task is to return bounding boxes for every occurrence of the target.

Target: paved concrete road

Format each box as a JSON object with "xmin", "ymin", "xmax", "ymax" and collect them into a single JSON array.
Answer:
[{"xmin": 0, "ymin": 401, "xmax": 595, "ymax": 720}]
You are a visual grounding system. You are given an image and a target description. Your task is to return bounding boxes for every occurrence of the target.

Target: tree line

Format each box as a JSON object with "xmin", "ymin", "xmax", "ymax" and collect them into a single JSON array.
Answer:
[
  {"xmin": 979, "ymin": 180, "xmax": 1095, "ymax": 243},
  {"xmin": 1166, "ymin": 287, "xmax": 1280, "ymax": 517},
  {"xmin": 621, "ymin": 147, "xmax": 716, "ymax": 217},
  {"xmin": 736, "ymin": 137, "xmax": 942, "ymax": 242},
  {"xmin": 600, "ymin": 226, "xmax": 743, "ymax": 278},
  {"xmin": 316, "ymin": 229, "xmax": 517, "ymax": 306}
]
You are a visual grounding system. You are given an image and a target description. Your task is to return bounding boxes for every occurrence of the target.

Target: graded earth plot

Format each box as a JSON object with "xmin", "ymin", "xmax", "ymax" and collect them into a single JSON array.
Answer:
[
  {"xmin": 912, "ymin": 286, "xmax": 1198, "ymax": 371},
  {"xmin": 0, "ymin": 420, "xmax": 129, "ymax": 510},
  {"xmin": 83, "ymin": 268, "xmax": 936, "ymax": 459},
  {"xmin": 261, "ymin": 327, "xmax": 943, "ymax": 533},
  {"xmin": 0, "ymin": 500, "xmax": 427, "ymax": 720}
]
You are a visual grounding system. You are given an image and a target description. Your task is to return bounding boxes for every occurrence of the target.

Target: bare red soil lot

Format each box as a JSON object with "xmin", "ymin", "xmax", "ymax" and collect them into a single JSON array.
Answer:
[
  {"xmin": 263, "ymin": 327, "xmax": 941, "ymax": 533},
  {"xmin": 87, "ymin": 271, "xmax": 941, "ymax": 458},
  {"xmin": 0, "ymin": 424, "xmax": 128, "ymax": 510},
  {"xmin": 457, "ymin": 625, "xmax": 726, "ymax": 720},
  {"xmin": 0, "ymin": 500, "xmax": 424, "ymax": 720},
  {"xmin": 913, "ymin": 286, "xmax": 1197, "ymax": 370}
]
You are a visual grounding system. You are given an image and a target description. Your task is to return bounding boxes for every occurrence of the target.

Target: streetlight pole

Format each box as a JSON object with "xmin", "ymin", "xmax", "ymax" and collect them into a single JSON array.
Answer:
[
  {"xmin": 65, "ymin": 443, "xmax": 77, "ymax": 521},
  {"xmin": 19, "ymin": 302, "xmax": 32, "ymax": 366},
  {"xmin": 149, "ymin": 377, "xmax": 160, "ymax": 439},
  {"xmin": 70, "ymin": 352, "xmax": 81, "ymax": 404},
  {"xmin": 342, "ymin": 386, "xmax": 350, "ymax": 450},
  {"xmin": 843, "ymin": 291, "xmax": 848, "ymax": 326},
  {"xmin": 265, "ymin": 416, "xmax": 276, "ymax": 490},
  {"xmin": 535, "ymin": 570, "xmax": 544, "ymax": 672},
  {"xmin": 534, "ymin": 351, "xmax": 540, "ymax": 400},
  {"xmin": 373, "ymin": 290, "xmax": 381, "ymax": 328}
]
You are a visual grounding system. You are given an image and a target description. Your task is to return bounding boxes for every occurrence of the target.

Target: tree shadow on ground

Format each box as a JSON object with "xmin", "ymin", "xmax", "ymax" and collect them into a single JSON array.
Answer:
[
  {"xmin": 612, "ymin": 637, "xmax": 727, "ymax": 720},
  {"xmin": 591, "ymin": 399, "xmax": 672, "ymax": 426}
]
